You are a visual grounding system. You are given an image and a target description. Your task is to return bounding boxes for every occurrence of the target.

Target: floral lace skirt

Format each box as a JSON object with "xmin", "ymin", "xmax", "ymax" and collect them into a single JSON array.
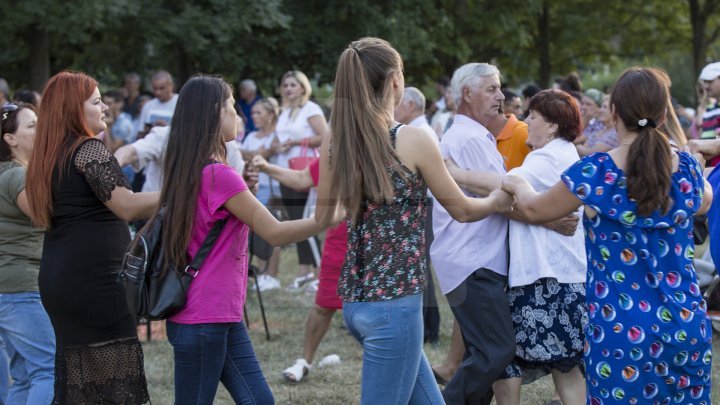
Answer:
[
  {"xmin": 53, "ymin": 337, "xmax": 149, "ymax": 404},
  {"xmin": 500, "ymin": 278, "xmax": 588, "ymax": 384}
]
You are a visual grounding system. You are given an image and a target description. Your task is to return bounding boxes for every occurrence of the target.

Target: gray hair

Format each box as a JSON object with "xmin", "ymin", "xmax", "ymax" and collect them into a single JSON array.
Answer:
[
  {"xmin": 240, "ymin": 79, "xmax": 257, "ymax": 92},
  {"xmin": 0, "ymin": 78, "xmax": 9, "ymax": 100},
  {"xmin": 402, "ymin": 87, "xmax": 426, "ymax": 112},
  {"xmin": 450, "ymin": 63, "xmax": 501, "ymax": 107},
  {"xmin": 151, "ymin": 70, "xmax": 173, "ymax": 83}
]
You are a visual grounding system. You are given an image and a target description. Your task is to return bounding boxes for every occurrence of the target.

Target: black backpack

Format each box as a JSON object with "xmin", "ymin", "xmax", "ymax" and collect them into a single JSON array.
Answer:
[{"xmin": 119, "ymin": 207, "xmax": 226, "ymax": 320}]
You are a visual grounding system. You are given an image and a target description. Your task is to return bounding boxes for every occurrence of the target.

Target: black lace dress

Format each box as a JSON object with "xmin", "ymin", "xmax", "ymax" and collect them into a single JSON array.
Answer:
[{"xmin": 39, "ymin": 138, "xmax": 149, "ymax": 404}]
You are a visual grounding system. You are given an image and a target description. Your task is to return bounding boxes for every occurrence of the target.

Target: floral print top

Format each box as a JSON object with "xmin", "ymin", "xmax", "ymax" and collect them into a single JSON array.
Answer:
[{"xmin": 338, "ymin": 125, "xmax": 429, "ymax": 302}]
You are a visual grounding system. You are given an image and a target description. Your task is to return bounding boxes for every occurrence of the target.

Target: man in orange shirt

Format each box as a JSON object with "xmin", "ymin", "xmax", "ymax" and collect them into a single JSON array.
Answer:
[{"xmin": 486, "ymin": 106, "xmax": 531, "ymax": 170}]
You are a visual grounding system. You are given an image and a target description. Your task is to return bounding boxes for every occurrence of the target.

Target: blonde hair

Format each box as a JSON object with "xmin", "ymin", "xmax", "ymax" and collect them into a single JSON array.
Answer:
[
  {"xmin": 281, "ymin": 70, "xmax": 312, "ymax": 106},
  {"xmin": 254, "ymin": 97, "xmax": 280, "ymax": 125},
  {"xmin": 329, "ymin": 37, "xmax": 404, "ymax": 220}
]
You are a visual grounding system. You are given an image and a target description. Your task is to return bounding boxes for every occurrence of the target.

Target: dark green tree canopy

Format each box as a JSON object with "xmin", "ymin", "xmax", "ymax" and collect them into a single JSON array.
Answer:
[{"xmin": 0, "ymin": 0, "xmax": 718, "ymax": 105}]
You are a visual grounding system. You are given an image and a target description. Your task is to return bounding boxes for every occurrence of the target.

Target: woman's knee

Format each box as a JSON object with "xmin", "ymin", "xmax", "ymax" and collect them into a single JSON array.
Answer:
[{"xmin": 313, "ymin": 305, "xmax": 335, "ymax": 317}]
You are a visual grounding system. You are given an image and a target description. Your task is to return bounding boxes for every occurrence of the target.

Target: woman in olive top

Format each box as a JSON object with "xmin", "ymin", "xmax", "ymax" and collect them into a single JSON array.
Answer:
[{"xmin": 0, "ymin": 102, "xmax": 55, "ymax": 403}]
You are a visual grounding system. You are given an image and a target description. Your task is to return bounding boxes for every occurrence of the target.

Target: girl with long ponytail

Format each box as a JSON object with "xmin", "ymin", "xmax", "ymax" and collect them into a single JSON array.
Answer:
[
  {"xmin": 315, "ymin": 37, "xmax": 511, "ymax": 404},
  {"xmin": 501, "ymin": 66, "xmax": 714, "ymax": 403}
]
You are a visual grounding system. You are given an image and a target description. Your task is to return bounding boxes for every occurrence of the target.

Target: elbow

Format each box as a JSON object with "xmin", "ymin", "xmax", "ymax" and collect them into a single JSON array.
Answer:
[
  {"xmin": 265, "ymin": 229, "xmax": 294, "ymax": 247},
  {"xmin": 313, "ymin": 206, "xmax": 337, "ymax": 228},
  {"xmin": 448, "ymin": 207, "xmax": 472, "ymax": 223},
  {"xmin": 266, "ymin": 235, "xmax": 284, "ymax": 247},
  {"xmin": 316, "ymin": 217, "xmax": 335, "ymax": 228},
  {"xmin": 116, "ymin": 210, "xmax": 138, "ymax": 223}
]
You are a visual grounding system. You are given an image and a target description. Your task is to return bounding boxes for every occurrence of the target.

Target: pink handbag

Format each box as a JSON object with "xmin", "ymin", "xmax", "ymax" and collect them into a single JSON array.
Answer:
[{"xmin": 288, "ymin": 138, "xmax": 318, "ymax": 191}]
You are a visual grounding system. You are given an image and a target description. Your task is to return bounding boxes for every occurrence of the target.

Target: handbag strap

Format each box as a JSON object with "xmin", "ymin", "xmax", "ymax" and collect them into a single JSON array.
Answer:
[
  {"xmin": 299, "ymin": 137, "xmax": 309, "ymax": 157},
  {"xmin": 184, "ymin": 219, "xmax": 228, "ymax": 277}
]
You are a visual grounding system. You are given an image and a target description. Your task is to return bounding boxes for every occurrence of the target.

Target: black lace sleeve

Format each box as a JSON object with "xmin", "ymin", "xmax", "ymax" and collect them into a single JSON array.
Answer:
[{"xmin": 74, "ymin": 138, "xmax": 131, "ymax": 202}]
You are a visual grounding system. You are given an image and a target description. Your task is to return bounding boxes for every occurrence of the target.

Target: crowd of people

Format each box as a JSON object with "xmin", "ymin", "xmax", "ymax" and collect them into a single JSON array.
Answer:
[{"xmin": 0, "ymin": 35, "xmax": 718, "ymax": 405}]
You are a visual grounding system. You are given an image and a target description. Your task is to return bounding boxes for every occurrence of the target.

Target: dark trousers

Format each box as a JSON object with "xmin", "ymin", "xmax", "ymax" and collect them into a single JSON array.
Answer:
[
  {"xmin": 443, "ymin": 268, "xmax": 515, "ymax": 405},
  {"xmin": 423, "ymin": 200, "xmax": 440, "ymax": 343},
  {"xmin": 280, "ymin": 184, "xmax": 319, "ymax": 266}
]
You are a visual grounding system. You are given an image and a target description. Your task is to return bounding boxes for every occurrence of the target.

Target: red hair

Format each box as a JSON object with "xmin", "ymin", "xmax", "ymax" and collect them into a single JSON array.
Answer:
[
  {"xmin": 527, "ymin": 89, "xmax": 582, "ymax": 142},
  {"xmin": 26, "ymin": 71, "xmax": 98, "ymax": 227}
]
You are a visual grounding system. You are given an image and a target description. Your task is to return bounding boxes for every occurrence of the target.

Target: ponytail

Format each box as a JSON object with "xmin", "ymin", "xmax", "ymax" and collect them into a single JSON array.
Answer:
[
  {"xmin": 626, "ymin": 126, "xmax": 672, "ymax": 216},
  {"xmin": 329, "ymin": 37, "xmax": 403, "ymax": 220},
  {"xmin": 611, "ymin": 67, "xmax": 674, "ymax": 217}
]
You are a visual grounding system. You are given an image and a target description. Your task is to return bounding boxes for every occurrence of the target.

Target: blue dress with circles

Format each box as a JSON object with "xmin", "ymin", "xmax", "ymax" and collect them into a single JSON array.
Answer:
[{"xmin": 561, "ymin": 152, "xmax": 712, "ymax": 405}]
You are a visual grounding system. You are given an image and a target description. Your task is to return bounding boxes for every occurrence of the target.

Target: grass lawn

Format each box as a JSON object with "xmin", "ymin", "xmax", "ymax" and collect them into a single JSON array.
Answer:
[{"xmin": 142, "ymin": 247, "xmax": 720, "ymax": 404}]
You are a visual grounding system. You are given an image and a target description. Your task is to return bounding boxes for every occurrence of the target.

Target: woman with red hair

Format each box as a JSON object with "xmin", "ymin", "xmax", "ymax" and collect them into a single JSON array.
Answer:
[{"xmin": 26, "ymin": 71, "xmax": 158, "ymax": 404}]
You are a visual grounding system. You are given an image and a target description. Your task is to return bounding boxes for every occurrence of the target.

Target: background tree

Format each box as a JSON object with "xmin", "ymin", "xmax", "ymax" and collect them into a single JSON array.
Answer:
[{"xmin": 0, "ymin": 0, "xmax": 719, "ymax": 108}]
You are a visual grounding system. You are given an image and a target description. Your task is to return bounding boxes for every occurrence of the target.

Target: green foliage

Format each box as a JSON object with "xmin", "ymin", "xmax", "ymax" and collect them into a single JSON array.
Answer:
[{"xmin": 0, "ymin": 0, "xmax": 719, "ymax": 104}]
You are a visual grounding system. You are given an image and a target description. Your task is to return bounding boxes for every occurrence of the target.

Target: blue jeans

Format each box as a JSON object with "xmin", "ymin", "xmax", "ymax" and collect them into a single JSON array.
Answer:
[
  {"xmin": 0, "ymin": 292, "xmax": 55, "ymax": 405},
  {"xmin": 343, "ymin": 294, "xmax": 444, "ymax": 405},
  {"xmin": 166, "ymin": 321, "xmax": 274, "ymax": 405},
  {"xmin": 0, "ymin": 337, "xmax": 8, "ymax": 405}
]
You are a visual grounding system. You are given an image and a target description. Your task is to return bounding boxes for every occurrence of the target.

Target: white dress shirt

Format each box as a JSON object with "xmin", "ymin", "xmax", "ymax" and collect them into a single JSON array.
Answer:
[{"xmin": 430, "ymin": 114, "xmax": 509, "ymax": 294}]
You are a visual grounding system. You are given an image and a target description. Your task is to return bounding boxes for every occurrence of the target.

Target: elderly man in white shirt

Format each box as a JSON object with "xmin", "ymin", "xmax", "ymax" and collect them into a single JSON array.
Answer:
[
  {"xmin": 395, "ymin": 87, "xmax": 438, "ymax": 142},
  {"xmin": 431, "ymin": 63, "xmax": 515, "ymax": 405}
]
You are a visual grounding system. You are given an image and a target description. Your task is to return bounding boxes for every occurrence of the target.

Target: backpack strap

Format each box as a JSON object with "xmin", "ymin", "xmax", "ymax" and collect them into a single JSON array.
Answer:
[{"xmin": 183, "ymin": 219, "xmax": 227, "ymax": 277}]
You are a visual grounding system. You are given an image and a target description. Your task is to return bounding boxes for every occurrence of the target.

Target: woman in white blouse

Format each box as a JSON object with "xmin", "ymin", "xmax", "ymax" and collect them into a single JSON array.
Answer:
[
  {"xmin": 447, "ymin": 89, "xmax": 587, "ymax": 405},
  {"xmin": 275, "ymin": 71, "xmax": 329, "ymax": 288}
]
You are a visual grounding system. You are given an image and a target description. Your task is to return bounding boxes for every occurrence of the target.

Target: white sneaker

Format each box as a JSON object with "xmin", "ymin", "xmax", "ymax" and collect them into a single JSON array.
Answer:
[
  {"xmin": 318, "ymin": 354, "xmax": 341, "ymax": 368},
  {"xmin": 287, "ymin": 273, "xmax": 315, "ymax": 290},
  {"xmin": 257, "ymin": 274, "xmax": 280, "ymax": 292},
  {"xmin": 305, "ymin": 279, "xmax": 319, "ymax": 293}
]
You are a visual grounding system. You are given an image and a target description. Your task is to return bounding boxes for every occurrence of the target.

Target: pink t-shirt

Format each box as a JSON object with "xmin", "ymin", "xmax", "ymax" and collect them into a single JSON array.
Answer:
[{"xmin": 169, "ymin": 164, "xmax": 249, "ymax": 324}]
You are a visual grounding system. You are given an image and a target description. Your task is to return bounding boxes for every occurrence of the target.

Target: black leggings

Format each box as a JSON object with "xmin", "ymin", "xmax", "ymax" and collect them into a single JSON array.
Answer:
[{"xmin": 280, "ymin": 184, "xmax": 319, "ymax": 266}]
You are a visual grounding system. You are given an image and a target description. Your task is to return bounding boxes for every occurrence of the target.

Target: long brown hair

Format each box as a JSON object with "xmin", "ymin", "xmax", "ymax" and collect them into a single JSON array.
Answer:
[
  {"xmin": 159, "ymin": 75, "xmax": 230, "ymax": 272},
  {"xmin": 26, "ymin": 71, "xmax": 98, "ymax": 227},
  {"xmin": 611, "ymin": 67, "xmax": 672, "ymax": 216},
  {"xmin": 329, "ymin": 37, "xmax": 404, "ymax": 220}
]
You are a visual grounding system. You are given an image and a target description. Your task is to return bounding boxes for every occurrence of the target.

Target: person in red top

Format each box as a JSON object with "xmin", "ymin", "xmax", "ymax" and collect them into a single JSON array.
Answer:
[{"xmin": 251, "ymin": 155, "xmax": 347, "ymax": 382}]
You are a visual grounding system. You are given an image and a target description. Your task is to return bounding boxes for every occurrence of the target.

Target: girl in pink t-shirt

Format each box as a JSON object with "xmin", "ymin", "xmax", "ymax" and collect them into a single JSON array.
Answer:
[{"xmin": 158, "ymin": 75, "xmax": 324, "ymax": 404}]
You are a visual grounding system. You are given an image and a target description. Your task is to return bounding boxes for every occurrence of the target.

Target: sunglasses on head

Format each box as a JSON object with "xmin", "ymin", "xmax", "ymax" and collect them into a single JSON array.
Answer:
[{"xmin": 2, "ymin": 103, "xmax": 17, "ymax": 121}]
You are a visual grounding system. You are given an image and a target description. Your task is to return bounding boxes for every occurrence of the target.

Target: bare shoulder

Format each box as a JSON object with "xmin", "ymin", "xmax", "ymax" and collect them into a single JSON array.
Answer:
[{"xmin": 395, "ymin": 125, "xmax": 438, "ymax": 171}]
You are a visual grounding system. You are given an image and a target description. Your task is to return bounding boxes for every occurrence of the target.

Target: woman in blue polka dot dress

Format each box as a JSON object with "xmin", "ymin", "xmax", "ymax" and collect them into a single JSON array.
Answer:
[{"xmin": 498, "ymin": 67, "xmax": 713, "ymax": 404}]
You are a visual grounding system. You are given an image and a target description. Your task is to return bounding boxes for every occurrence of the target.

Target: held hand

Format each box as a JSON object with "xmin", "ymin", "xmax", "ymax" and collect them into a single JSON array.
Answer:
[
  {"xmin": 686, "ymin": 139, "xmax": 720, "ymax": 163},
  {"xmin": 487, "ymin": 188, "xmax": 514, "ymax": 214},
  {"xmin": 243, "ymin": 162, "xmax": 260, "ymax": 190},
  {"xmin": 544, "ymin": 214, "xmax": 579, "ymax": 237},
  {"xmin": 501, "ymin": 174, "xmax": 525, "ymax": 194},
  {"xmin": 277, "ymin": 140, "xmax": 292, "ymax": 153},
  {"xmin": 251, "ymin": 155, "xmax": 270, "ymax": 172}
]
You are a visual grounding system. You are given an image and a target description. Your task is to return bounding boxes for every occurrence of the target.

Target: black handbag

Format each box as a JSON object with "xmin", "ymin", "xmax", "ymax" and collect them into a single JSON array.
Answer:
[{"xmin": 120, "ymin": 207, "xmax": 227, "ymax": 320}]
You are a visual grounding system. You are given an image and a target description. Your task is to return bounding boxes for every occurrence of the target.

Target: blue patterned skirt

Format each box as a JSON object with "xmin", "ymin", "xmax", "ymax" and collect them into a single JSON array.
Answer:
[{"xmin": 500, "ymin": 278, "xmax": 588, "ymax": 384}]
